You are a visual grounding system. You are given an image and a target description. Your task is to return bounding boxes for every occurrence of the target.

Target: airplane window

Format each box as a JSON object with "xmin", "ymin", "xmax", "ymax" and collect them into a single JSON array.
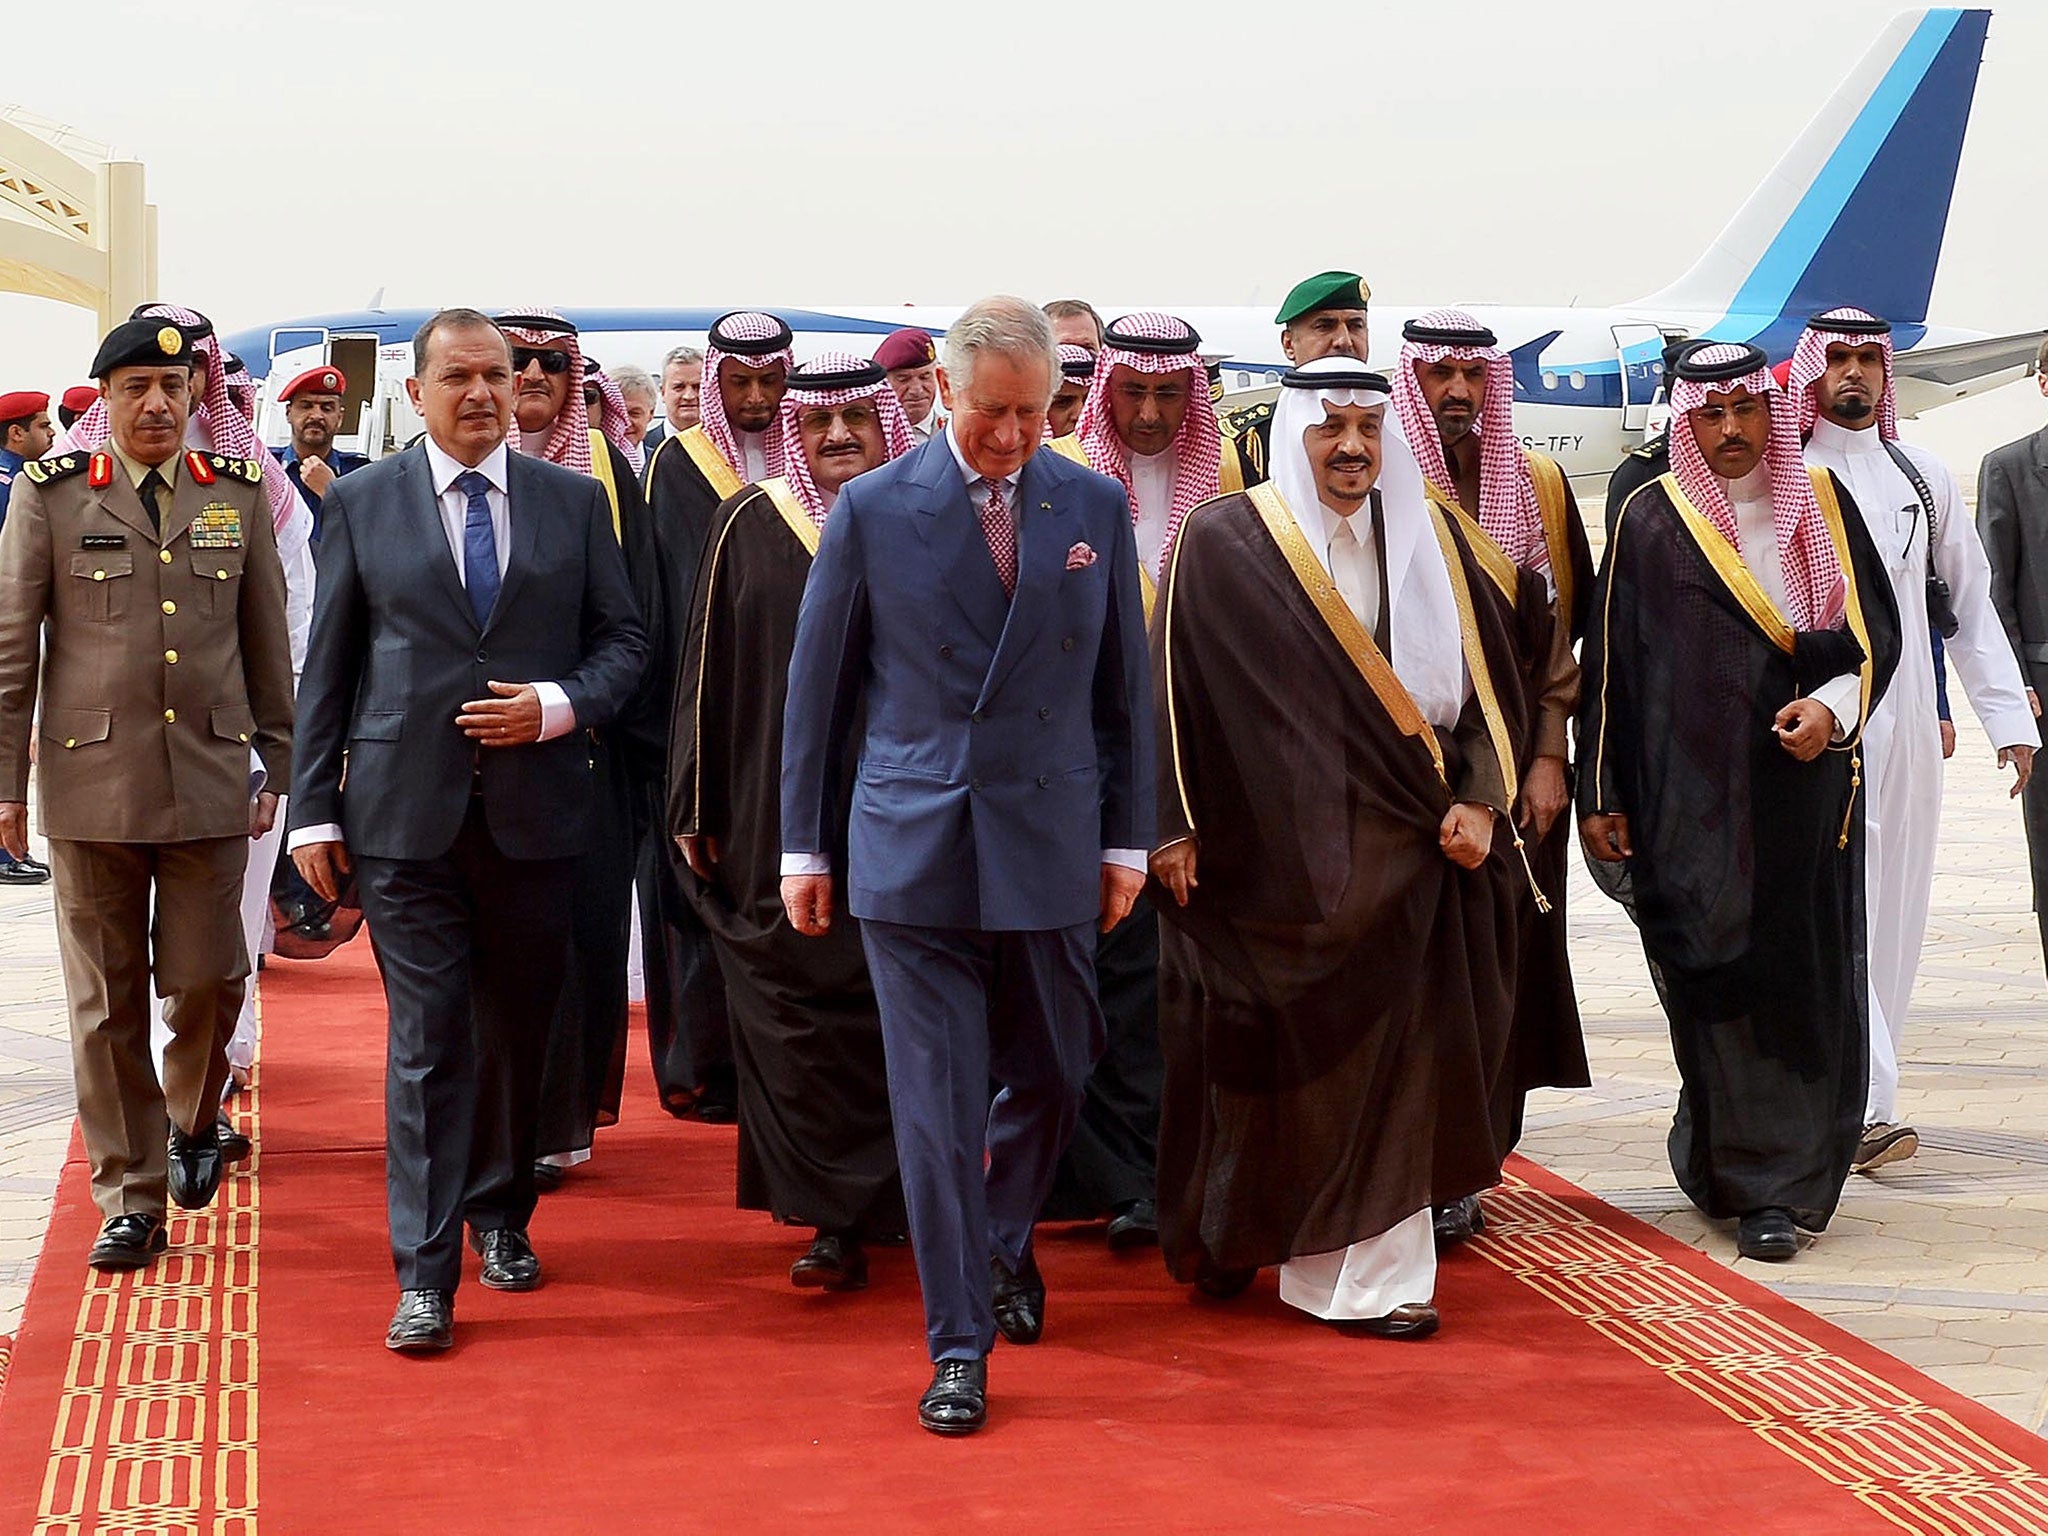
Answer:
[
  {"xmin": 1541, "ymin": 371, "xmax": 1557, "ymax": 391},
  {"xmin": 1569, "ymin": 371, "xmax": 1586, "ymax": 391}
]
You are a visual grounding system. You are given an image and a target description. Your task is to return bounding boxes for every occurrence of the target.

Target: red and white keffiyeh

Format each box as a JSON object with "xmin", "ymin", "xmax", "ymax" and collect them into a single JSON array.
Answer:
[
  {"xmin": 775, "ymin": 352, "xmax": 915, "ymax": 525},
  {"xmin": 583, "ymin": 362, "xmax": 634, "ymax": 458},
  {"xmin": 700, "ymin": 311, "xmax": 794, "ymax": 481},
  {"xmin": 498, "ymin": 308, "xmax": 598, "ymax": 475},
  {"xmin": 73, "ymin": 304, "xmax": 300, "ymax": 534},
  {"xmin": 1074, "ymin": 311, "xmax": 1220, "ymax": 568},
  {"xmin": 1392, "ymin": 308, "xmax": 1547, "ymax": 570},
  {"xmin": 1786, "ymin": 306, "xmax": 1898, "ymax": 439},
  {"xmin": 1668, "ymin": 342, "xmax": 1845, "ymax": 631}
]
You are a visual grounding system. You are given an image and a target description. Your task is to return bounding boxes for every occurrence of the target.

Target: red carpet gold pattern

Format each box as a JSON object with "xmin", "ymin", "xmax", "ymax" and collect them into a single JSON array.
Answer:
[
  {"xmin": 30, "ymin": 1075, "xmax": 258, "ymax": 1535},
  {"xmin": 2, "ymin": 950, "xmax": 2045, "ymax": 1534},
  {"xmin": 1477, "ymin": 1167, "xmax": 2048, "ymax": 1535}
]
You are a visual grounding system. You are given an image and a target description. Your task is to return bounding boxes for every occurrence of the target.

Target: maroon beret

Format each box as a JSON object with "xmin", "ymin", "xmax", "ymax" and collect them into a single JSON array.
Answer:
[
  {"xmin": 278, "ymin": 365, "xmax": 347, "ymax": 401},
  {"xmin": 873, "ymin": 328, "xmax": 937, "ymax": 373}
]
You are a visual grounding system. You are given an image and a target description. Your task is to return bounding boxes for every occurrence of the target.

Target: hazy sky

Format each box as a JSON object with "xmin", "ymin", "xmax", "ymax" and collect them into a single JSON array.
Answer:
[{"xmin": 4, "ymin": 0, "xmax": 2044, "ymax": 459}]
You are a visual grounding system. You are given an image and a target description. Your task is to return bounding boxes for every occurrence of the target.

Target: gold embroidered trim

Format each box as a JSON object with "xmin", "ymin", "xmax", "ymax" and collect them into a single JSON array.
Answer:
[
  {"xmin": 1661, "ymin": 473, "xmax": 1797, "ymax": 655},
  {"xmin": 677, "ymin": 424, "xmax": 743, "ymax": 502},
  {"xmin": 1245, "ymin": 483, "xmax": 1444, "ymax": 781}
]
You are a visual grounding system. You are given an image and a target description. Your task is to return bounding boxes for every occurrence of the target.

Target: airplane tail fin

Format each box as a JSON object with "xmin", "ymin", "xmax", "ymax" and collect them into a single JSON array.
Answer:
[{"xmin": 1631, "ymin": 8, "xmax": 1989, "ymax": 349}]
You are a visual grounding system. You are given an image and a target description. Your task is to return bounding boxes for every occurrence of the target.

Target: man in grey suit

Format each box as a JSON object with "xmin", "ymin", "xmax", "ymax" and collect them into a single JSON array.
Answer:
[
  {"xmin": 780, "ymin": 297, "xmax": 1153, "ymax": 1435},
  {"xmin": 1977, "ymin": 338, "xmax": 2048, "ymax": 974},
  {"xmin": 289, "ymin": 309, "xmax": 648, "ymax": 1351}
]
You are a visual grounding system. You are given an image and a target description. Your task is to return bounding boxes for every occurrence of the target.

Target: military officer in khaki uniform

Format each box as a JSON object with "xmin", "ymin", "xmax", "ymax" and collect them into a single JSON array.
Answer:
[{"xmin": 0, "ymin": 318, "xmax": 295, "ymax": 1272}]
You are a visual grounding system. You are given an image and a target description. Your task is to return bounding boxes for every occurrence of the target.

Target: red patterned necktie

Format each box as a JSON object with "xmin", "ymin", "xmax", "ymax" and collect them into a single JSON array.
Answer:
[{"xmin": 980, "ymin": 477, "xmax": 1017, "ymax": 596}]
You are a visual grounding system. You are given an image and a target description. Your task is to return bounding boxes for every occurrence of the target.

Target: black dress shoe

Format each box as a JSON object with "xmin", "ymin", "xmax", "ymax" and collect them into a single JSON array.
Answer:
[
  {"xmin": 167, "ymin": 1119, "xmax": 223, "ymax": 1210},
  {"xmin": 88, "ymin": 1213, "xmax": 167, "ymax": 1272},
  {"xmin": 471, "ymin": 1228, "xmax": 541, "ymax": 1291},
  {"xmin": 917, "ymin": 1358, "xmax": 988, "ymax": 1435},
  {"xmin": 1737, "ymin": 1207, "xmax": 1799, "ymax": 1262},
  {"xmin": 1106, "ymin": 1198, "xmax": 1159, "ymax": 1251},
  {"xmin": 790, "ymin": 1232, "xmax": 869, "ymax": 1292},
  {"xmin": 386, "ymin": 1289, "xmax": 454, "ymax": 1351},
  {"xmin": 0, "ymin": 858, "xmax": 51, "ymax": 885},
  {"xmin": 990, "ymin": 1251, "xmax": 1045, "ymax": 1345},
  {"xmin": 1194, "ymin": 1256, "xmax": 1258, "ymax": 1300},
  {"xmin": 216, "ymin": 1110, "xmax": 252, "ymax": 1163},
  {"xmin": 1432, "ymin": 1194, "xmax": 1486, "ymax": 1250}
]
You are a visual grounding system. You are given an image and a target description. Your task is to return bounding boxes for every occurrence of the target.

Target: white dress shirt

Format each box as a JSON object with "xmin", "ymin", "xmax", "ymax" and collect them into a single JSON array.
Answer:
[
  {"xmin": 286, "ymin": 436, "xmax": 577, "ymax": 853},
  {"xmin": 1726, "ymin": 467, "xmax": 1861, "ymax": 737},
  {"xmin": 780, "ymin": 426, "xmax": 1146, "ymax": 878}
]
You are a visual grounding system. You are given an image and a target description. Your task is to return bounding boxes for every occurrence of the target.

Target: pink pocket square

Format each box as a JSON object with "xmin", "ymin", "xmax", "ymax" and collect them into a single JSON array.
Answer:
[{"xmin": 1065, "ymin": 541, "xmax": 1098, "ymax": 570}]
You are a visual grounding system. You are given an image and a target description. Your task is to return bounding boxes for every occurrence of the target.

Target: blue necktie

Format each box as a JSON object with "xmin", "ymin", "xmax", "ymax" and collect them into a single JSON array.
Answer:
[{"xmin": 454, "ymin": 470, "xmax": 500, "ymax": 629}]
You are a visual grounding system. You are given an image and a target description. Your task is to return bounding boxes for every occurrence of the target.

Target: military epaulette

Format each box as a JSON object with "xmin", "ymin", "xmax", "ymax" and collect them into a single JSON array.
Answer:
[
  {"xmin": 19, "ymin": 453, "xmax": 87, "ymax": 486},
  {"xmin": 1222, "ymin": 400, "xmax": 1272, "ymax": 436},
  {"xmin": 203, "ymin": 453, "xmax": 264, "ymax": 485},
  {"xmin": 1627, "ymin": 434, "xmax": 1667, "ymax": 461}
]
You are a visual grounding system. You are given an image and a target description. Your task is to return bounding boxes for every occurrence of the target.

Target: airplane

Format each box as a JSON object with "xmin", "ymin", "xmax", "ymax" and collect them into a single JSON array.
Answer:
[{"xmin": 223, "ymin": 7, "xmax": 2038, "ymax": 486}]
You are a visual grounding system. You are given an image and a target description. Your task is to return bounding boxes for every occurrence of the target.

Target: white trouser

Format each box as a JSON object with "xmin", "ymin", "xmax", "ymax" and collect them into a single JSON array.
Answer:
[{"xmin": 1278, "ymin": 1207, "xmax": 1436, "ymax": 1320}]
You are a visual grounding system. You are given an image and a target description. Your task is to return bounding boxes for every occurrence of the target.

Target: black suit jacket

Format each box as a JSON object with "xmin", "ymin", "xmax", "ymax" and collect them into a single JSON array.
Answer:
[{"xmin": 289, "ymin": 441, "xmax": 649, "ymax": 862}]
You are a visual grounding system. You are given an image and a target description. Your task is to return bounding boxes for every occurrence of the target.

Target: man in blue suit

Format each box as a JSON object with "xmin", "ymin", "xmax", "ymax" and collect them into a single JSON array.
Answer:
[{"xmin": 780, "ymin": 296, "xmax": 1153, "ymax": 1435}]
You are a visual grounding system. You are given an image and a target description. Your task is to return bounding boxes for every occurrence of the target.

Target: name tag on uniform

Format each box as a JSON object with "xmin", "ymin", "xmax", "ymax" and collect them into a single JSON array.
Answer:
[
  {"xmin": 191, "ymin": 503, "xmax": 243, "ymax": 548},
  {"xmin": 81, "ymin": 534, "xmax": 127, "ymax": 548}
]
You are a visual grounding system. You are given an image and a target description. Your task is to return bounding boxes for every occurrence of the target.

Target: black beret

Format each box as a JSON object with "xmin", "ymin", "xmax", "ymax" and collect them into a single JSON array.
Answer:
[{"xmin": 92, "ymin": 318, "xmax": 195, "ymax": 378}]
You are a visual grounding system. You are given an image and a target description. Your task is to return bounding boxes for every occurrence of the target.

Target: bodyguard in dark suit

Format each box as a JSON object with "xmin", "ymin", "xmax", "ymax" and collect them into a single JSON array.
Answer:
[
  {"xmin": 289, "ymin": 310, "xmax": 647, "ymax": 1351},
  {"xmin": 780, "ymin": 298, "xmax": 1154, "ymax": 1434},
  {"xmin": 1977, "ymin": 351, "xmax": 2048, "ymax": 974}
]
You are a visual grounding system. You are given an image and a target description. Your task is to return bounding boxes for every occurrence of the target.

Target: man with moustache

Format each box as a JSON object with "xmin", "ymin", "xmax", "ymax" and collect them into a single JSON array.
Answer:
[
  {"xmin": 875, "ymin": 328, "xmax": 947, "ymax": 445},
  {"xmin": 1580, "ymin": 342, "xmax": 1900, "ymax": 1263},
  {"xmin": 0, "ymin": 318, "xmax": 294, "ymax": 1270},
  {"xmin": 1788, "ymin": 307, "xmax": 2036, "ymax": 1174},
  {"xmin": 1044, "ymin": 311, "xmax": 1241, "ymax": 1250},
  {"xmin": 640, "ymin": 312, "xmax": 793, "ymax": 1121},
  {"xmin": 1226, "ymin": 270, "xmax": 1372, "ymax": 486},
  {"xmin": 671, "ymin": 353, "xmax": 916, "ymax": 1293},
  {"xmin": 780, "ymin": 296, "xmax": 1151, "ymax": 1434},
  {"xmin": 1391, "ymin": 311, "xmax": 1592, "ymax": 1244},
  {"xmin": 1148, "ymin": 357, "xmax": 1527, "ymax": 1337},
  {"xmin": 495, "ymin": 309, "xmax": 669, "ymax": 1185},
  {"xmin": 273, "ymin": 364, "xmax": 368, "ymax": 544},
  {"xmin": 289, "ymin": 308, "xmax": 646, "ymax": 1349}
]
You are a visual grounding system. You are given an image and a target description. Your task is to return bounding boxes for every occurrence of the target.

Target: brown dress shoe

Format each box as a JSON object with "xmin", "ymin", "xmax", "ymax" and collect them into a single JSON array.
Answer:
[{"xmin": 1340, "ymin": 1302, "xmax": 1441, "ymax": 1340}]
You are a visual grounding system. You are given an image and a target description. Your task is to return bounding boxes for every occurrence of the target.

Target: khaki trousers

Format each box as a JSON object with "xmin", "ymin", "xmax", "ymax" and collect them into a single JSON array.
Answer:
[{"xmin": 48, "ymin": 836, "xmax": 250, "ymax": 1220}]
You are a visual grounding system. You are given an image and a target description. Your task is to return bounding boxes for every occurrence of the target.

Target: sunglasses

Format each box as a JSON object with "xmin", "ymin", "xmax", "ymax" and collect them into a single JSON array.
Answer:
[{"xmin": 512, "ymin": 347, "xmax": 573, "ymax": 375}]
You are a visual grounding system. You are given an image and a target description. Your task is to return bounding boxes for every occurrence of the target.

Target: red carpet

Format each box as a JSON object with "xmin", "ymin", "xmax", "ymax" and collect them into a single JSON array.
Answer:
[{"xmin": 3, "ymin": 942, "xmax": 2046, "ymax": 1534}]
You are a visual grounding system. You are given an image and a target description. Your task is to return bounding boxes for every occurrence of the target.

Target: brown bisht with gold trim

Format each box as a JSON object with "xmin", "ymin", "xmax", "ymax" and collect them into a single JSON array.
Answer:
[
  {"xmin": 1577, "ymin": 469, "xmax": 1900, "ymax": 1230},
  {"xmin": 668, "ymin": 479, "xmax": 904, "ymax": 1235},
  {"xmin": 1150, "ymin": 484, "xmax": 1529, "ymax": 1279}
]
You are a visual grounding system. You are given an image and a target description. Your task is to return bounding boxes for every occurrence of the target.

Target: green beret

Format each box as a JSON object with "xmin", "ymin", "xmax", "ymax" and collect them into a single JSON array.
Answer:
[{"xmin": 1275, "ymin": 270, "xmax": 1372, "ymax": 326}]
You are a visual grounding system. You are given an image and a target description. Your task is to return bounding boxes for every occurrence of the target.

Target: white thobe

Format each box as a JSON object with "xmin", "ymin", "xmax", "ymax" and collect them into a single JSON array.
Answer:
[
  {"xmin": 1804, "ymin": 419, "xmax": 2038, "ymax": 1120},
  {"xmin": 1725, "ymin": 468, "xmax": 1862, "ymax": 735},
  {"xmin": 1130, "ymin": 448, "xmax": 1176, "ymax": 579},
  {"xmin": 1275, "ymin": 499, "xmax": 1436, "ymax": 1323}
]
